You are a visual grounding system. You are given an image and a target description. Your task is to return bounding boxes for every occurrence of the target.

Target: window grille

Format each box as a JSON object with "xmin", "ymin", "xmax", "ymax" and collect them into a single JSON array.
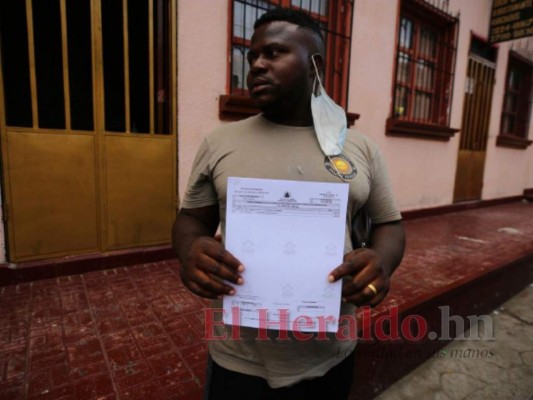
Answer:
[
  {"xmin": 392, "ymin": 0, "xmax": 459, "ymax": 127},
  {"xmin": 500, "ymin": 52, "xmax": 533, "ymax": 139},
  {"xmin": 230, "ymin": 0, "xmax": 354, "ymax": 108}
]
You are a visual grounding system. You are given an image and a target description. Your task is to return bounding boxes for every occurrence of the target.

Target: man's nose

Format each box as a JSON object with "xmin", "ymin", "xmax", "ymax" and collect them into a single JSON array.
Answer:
[{"xmin": 249, "ymin": 55, "xmax": 267, "ymax": 72}]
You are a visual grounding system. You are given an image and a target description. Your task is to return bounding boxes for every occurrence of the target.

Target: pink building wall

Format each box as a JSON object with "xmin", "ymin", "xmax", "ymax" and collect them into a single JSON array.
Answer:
[
  {"xmin": 348, "ymin": 0, "xmax": 463, "ymax": 210},
  {"xmin": 176, "ymin": 0, "xmax": 533, "ymax": 211},
  {"xmin": 483, "ymin": 41, "xmax": 533, "ymax": 199},
  {"xmin": 177, "ymin": 0, "xmax": 229, "ymax": 198}
]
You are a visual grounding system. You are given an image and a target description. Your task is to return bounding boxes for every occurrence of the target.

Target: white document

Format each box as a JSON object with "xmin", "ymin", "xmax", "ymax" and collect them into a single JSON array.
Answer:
[{"xmin": 223, "ymin": 177, "xmax": 349, "ymax": 333}]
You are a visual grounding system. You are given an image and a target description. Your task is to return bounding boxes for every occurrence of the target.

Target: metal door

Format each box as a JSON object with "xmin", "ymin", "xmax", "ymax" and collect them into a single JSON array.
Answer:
[
  {"xmin": 453, "ymin": 54, "xmax": 495, "ymax": 202},
  {"xmin": 0, "ymin": 0, "xmax": 177, "ymax": 262}
]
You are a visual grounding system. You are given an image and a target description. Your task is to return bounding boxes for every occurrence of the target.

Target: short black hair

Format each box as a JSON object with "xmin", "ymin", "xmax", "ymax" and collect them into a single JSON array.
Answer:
[{"xmin": 254, "ymin": 7, "xmax": 325, "ymax": 50}]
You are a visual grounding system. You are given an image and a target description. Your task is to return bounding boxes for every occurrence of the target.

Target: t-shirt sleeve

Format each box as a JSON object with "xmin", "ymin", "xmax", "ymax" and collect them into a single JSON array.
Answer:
[
  {"xmin": 181, "ymin": 138, "xmax": 218, "ymax": 209},
  {"xmin": 365, "ymin": 147, "xmax": 402, "ymax": 224}
]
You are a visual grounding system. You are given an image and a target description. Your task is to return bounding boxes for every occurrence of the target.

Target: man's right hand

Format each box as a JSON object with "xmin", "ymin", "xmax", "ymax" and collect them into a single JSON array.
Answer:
[{"xmin": 180, "ymin": 236, "xmax": 244, "ymax": 299}]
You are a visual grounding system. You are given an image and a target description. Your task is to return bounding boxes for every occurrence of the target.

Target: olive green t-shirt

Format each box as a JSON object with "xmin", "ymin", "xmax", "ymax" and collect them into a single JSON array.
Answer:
[{"xmin": 182, "ymin": 114, "xmax": 401, "ymax": 388}]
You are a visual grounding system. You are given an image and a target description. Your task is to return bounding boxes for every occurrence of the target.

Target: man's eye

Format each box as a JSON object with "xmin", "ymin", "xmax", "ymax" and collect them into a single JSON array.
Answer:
[{"xmin": 266, "ymin": 48, "xmax": 280, "ymax": 58}]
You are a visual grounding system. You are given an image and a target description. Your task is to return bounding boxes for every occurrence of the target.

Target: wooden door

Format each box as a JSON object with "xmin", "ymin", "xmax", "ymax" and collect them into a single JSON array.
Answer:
[
  {"xmin": 0, "ymin": 0, "xmax": 177, "ymax": 262},
  {"xmin": 453, "ymin": 54, "xmax": 495, "ymax": 202}
]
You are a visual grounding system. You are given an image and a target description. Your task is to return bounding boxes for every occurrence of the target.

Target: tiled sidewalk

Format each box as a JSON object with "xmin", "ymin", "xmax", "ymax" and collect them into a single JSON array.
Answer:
[
  {"xmin": 0, "ymin": 261, "xmax": 207, "ymax": 400},
  {"xmin": 1, "ymin": 202, "xmax": 532, "ymax": 400}
]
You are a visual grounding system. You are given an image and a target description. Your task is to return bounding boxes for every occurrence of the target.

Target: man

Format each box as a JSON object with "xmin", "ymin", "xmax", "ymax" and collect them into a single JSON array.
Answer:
[{"xmin": 172, "ymin": 8, "xmax": 405, "ymax": 400}]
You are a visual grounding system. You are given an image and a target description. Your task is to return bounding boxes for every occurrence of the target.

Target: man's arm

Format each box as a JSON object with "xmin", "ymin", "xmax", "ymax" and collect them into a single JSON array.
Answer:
[
  {"xmin": 329, "ymin": 220, "xmax": 405, "ymax": 306},
  {"xmin": 172, "ymin": 206, "xmax": 244, "ymax": 299}
]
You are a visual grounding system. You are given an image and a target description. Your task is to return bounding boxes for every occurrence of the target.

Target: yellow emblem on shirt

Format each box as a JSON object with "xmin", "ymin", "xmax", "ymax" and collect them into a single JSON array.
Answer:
[
  {"xmin": 324, "ymin": 155, "xmax": 357, "ymax": 180},
  {"xmin": 333, "ymin": 158, "xmax": 350, "ymax": 173}
]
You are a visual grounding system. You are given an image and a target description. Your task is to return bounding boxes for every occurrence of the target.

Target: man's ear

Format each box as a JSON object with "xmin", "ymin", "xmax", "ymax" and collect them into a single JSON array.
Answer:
[{"xmin": 309, "ymin": 53, "xmax": 325, "ymax": 78}]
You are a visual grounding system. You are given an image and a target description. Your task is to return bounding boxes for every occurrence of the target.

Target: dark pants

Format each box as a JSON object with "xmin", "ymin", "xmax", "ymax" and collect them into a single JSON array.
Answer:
[{"xmin": 205, "ymin": 351, "xmax": 355, "ymax": 400}]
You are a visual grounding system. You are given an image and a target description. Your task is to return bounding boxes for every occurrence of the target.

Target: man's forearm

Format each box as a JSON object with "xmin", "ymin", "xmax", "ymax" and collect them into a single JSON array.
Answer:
[
  {"xmin": 369, "ymin": 221, "xmax": 406, "ymax": 277},
  {"xmin": 171, "ymin": 207, "xmax": 219, "ymax": 263}
]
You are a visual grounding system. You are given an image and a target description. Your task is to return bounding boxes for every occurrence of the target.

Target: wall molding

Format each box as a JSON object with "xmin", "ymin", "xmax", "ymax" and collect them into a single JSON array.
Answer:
[
  {"xmin": 401, "ymin": 195, "xmax": 524, "ymax": 220},
  {"xmin": 386, "ymin": 118, "xmax": 460, "ymax": 141},
  {"xmin": 0, "ymin": 245, "xmax": 175, "ymax": 286}
]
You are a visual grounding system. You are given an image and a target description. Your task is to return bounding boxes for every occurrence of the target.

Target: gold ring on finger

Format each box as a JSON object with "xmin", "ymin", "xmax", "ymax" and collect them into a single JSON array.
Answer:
[{"xmin": 367, "ymin": 283, "xmax": 378, "ymax": 296}]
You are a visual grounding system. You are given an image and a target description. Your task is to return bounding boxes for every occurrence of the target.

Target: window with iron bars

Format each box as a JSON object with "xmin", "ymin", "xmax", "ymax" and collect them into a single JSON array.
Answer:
[
  {"xmin": 501, "ymin": 53, "xmax": 533, "ymax": 138},
  {"xmin": 497, "ymin": 52, "xmax": 533, "ymax": 149},
  {"xmin": 221, "ymin": 0, "xmax": 354, "ymax": 119},
  {"xmin": 387, "ymin": 0, "xmax": 459, "ymax": 140}
]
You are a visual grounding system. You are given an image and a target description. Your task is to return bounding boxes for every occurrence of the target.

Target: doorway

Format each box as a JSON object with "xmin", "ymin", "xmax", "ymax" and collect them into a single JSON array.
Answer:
[
  {"xmin": 453, "ymin": 36, "xmax": 496, "ymax": 202},
  {"xmin": 0, "ymin": 0, "xmax": 177, "ymax": 262}
]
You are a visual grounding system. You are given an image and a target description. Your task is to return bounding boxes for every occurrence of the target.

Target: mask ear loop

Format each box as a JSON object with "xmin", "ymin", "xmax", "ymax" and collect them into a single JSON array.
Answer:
[{"xmin": 311, "ymin": 54, "xmax": 324, "ymax": 90}]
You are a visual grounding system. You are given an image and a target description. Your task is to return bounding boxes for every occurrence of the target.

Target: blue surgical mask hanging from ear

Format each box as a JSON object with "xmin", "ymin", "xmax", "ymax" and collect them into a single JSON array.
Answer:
[{"xmin": 310, "ymin": 54, "xmax": 347, "ymax": 157}]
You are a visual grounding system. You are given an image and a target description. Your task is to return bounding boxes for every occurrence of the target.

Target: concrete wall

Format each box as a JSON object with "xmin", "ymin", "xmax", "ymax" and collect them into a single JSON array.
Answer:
[
  {"xmin": 483, "ymin": 38, "xmax": 533, "ymax": 200},
  {"xmin": 348, "ymin": 0, "xmax": 533, "ymax": 211},
  {"xmin": 176, "ymin": 0, "xmax": 533, "ymax": 210},
  {"xmin": 348, "ymin": 0, "xmax": 463, "ymax": 211},
  {"xmin": 177, "ymin": 0, "xmax": 231, "ymax": 198}
]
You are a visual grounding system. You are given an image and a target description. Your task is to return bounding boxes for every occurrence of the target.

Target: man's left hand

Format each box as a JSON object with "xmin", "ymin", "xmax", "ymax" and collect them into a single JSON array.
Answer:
[{"xmin": 328, "ymin": 248, "xmax": 390, "ymax": 307}]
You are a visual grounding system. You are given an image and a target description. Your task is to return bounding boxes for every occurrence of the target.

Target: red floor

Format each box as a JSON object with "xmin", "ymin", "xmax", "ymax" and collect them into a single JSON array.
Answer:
[
  {"xmin": 1, "ymin": 202, "xmax": 532, "ymax": 400},
  {"xmin": 0, "ymin": 262, "xmax": 207, "ymax": 400}
]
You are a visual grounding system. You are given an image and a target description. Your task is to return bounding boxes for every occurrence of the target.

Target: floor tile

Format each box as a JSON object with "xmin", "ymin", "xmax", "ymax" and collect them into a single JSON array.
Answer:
[
  {"xmin": 27, "ymin": 363, "xmax": 70, "ymax": 397},
  {"xmin": 0, "ymin": 377, "xmax": 26, "ymax": 400},
  {"xmin": 0, "ymin": 203, "xmax": 531, "ymax": 399},
  {"xmin": 66, "ymin": 337, "xmax": 106, "ymax": 371},
  {"xmin": 131, "ymin": 323, "xmax": 172, "ymax": 357},
  {"xmin": 111, "ymin": 360, "xmax": 154, "ymax": 390},
  {"xmin": 147, "ymin": 351, "xmax": 188, "ymax": 377},
  {"xmin": 74, "ymin": 372, "xmax": 115, "ymax": 400}
]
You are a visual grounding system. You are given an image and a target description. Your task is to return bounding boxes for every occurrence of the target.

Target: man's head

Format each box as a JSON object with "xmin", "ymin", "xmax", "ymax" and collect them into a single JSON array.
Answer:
[
  {"xmin": 253, "ymin": 8, "xmax": 325, "ymax": 57},
  {"xmin": 246, "ymin": 8, "xmax": 326, "ymax": 124}
]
